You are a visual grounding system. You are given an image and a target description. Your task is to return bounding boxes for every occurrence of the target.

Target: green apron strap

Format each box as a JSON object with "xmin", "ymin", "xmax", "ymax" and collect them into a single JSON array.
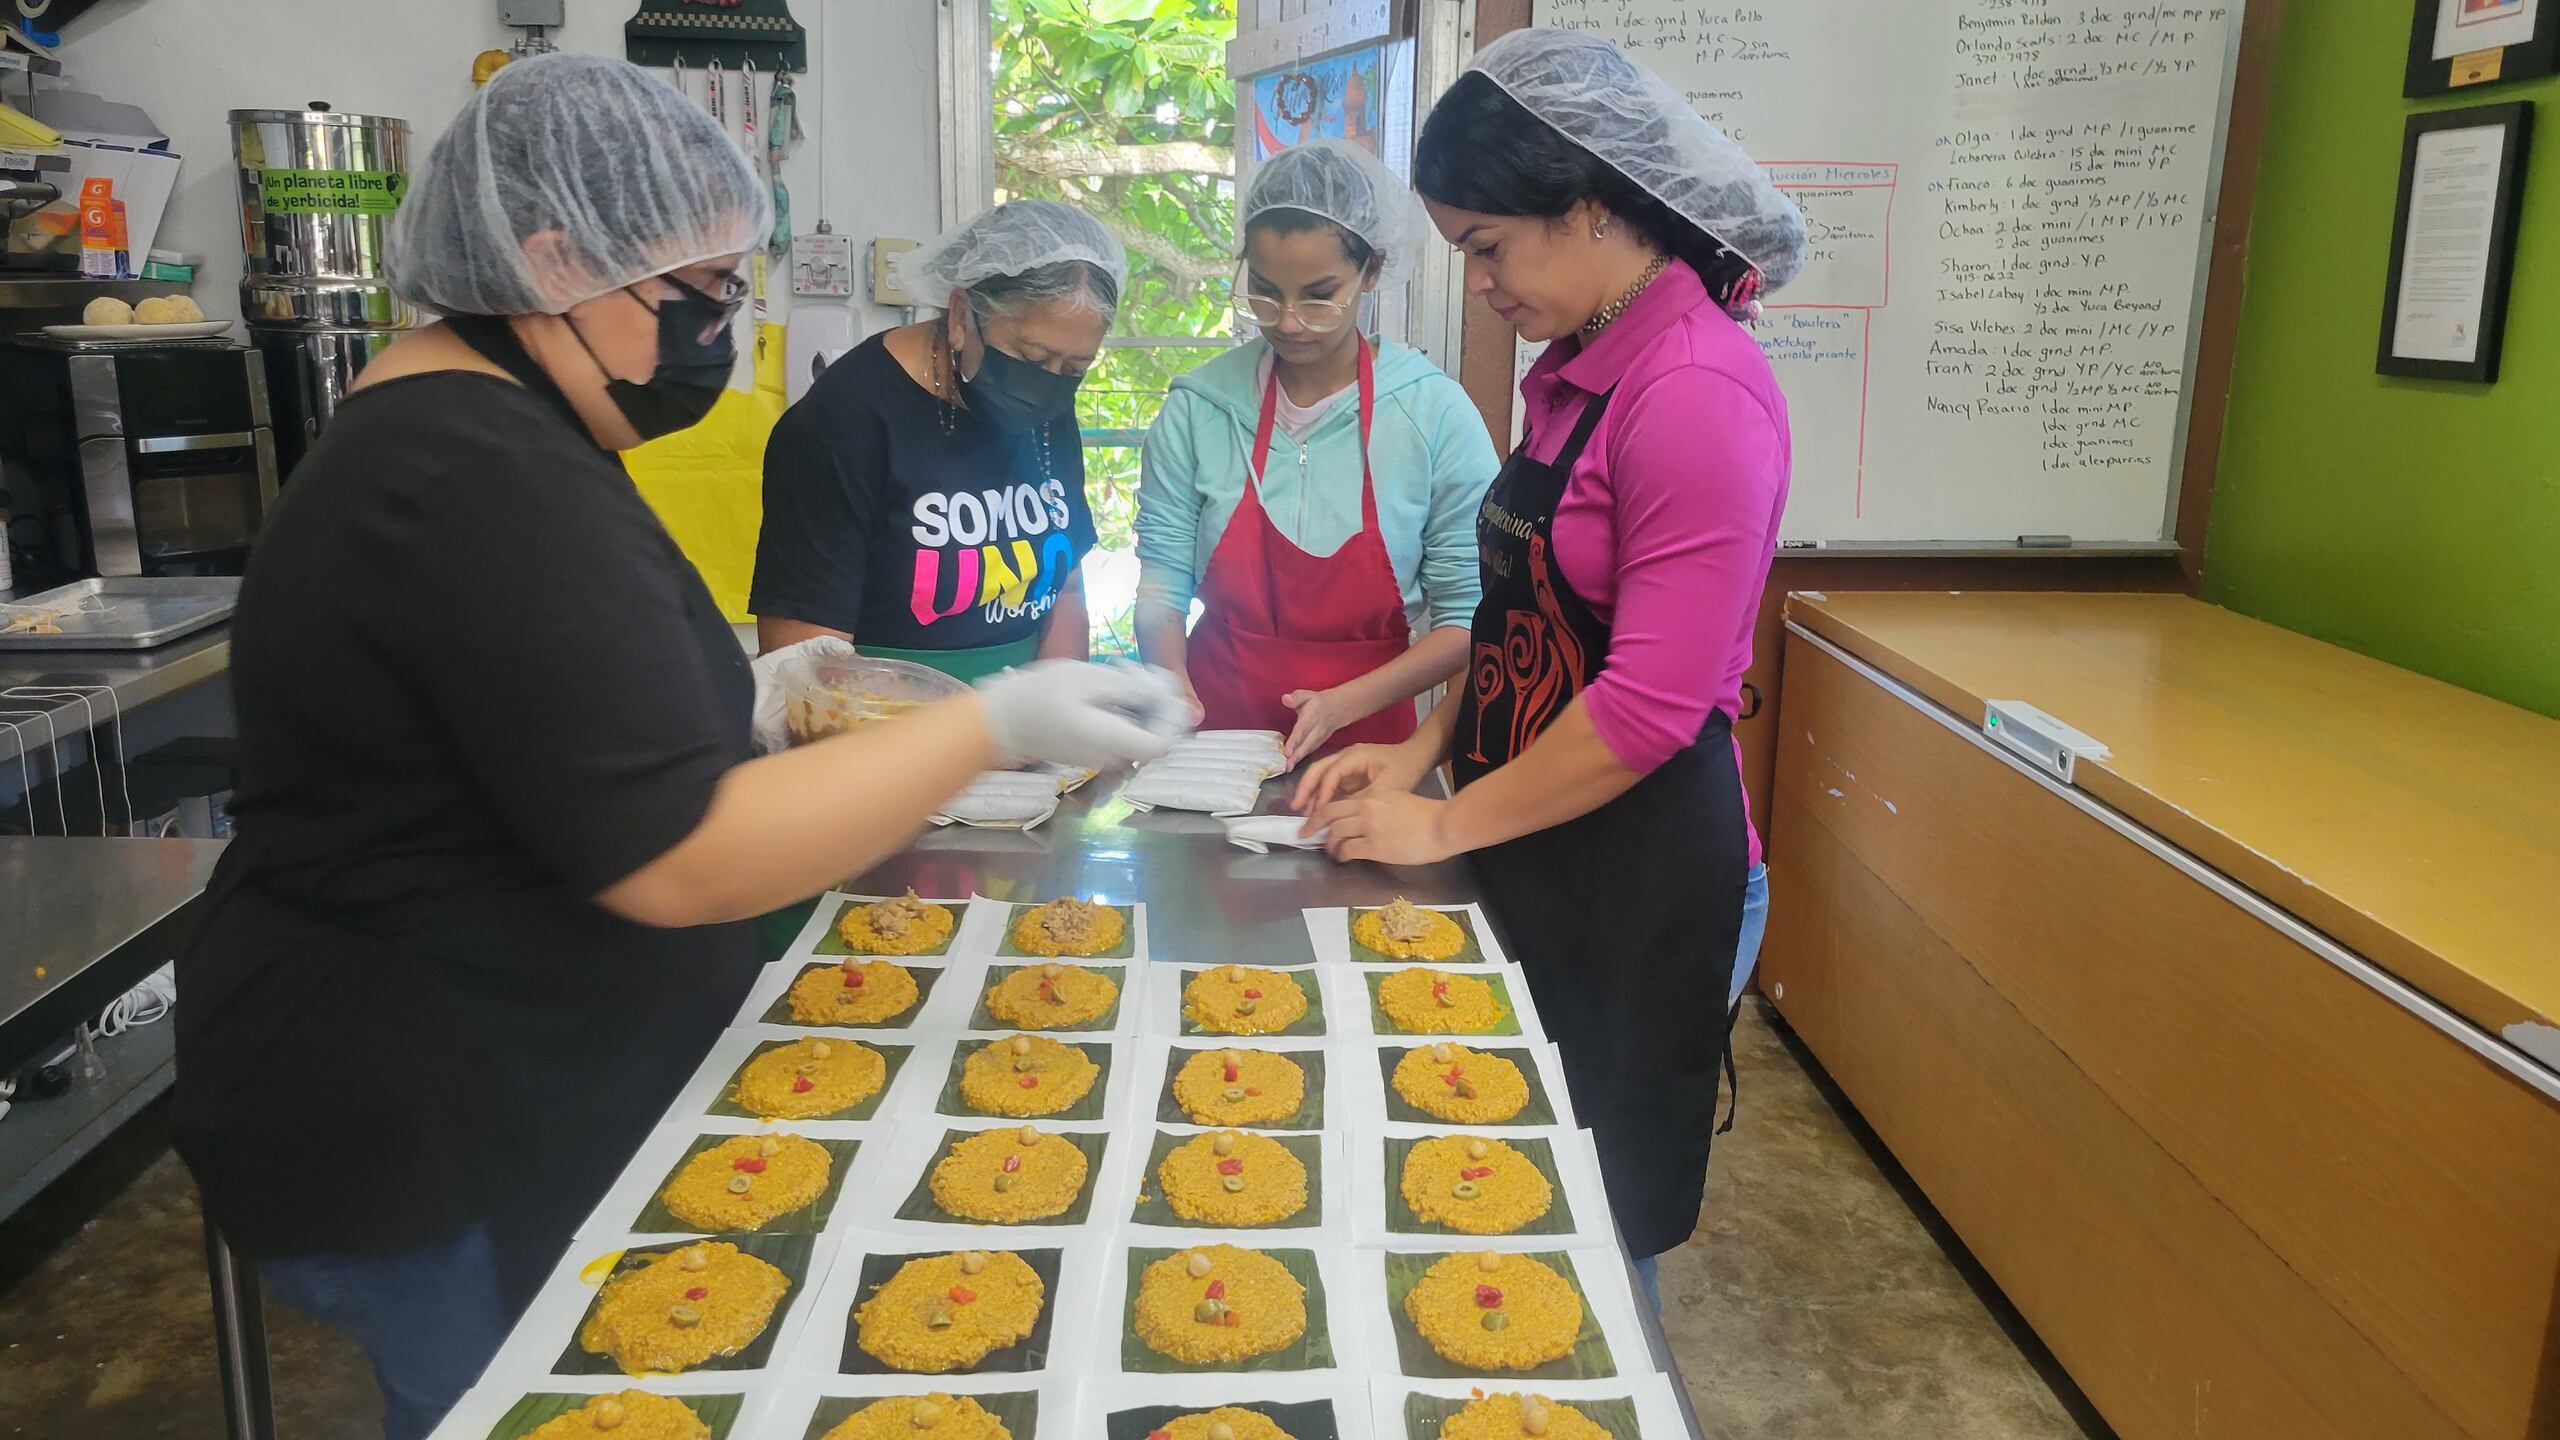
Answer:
[{"xmin": 857, "ymin": 635, "xmax": 1041, "ymax": 684}]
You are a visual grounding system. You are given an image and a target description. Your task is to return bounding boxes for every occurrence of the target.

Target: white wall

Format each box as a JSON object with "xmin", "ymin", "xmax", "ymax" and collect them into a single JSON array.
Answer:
[{"xmin": 45, "ymin": 0, "xmax": 943, "ymax": 336}]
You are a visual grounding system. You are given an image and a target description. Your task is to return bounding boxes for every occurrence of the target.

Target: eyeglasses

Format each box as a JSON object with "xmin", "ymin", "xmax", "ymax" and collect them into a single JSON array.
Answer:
[
  {"xmin": 654, "ymin": 270, "xmax": 750, "ymax": 345},
  {"xmin": 1230, "ymin": 266, "xmax": 1354, "ymax": 335}
]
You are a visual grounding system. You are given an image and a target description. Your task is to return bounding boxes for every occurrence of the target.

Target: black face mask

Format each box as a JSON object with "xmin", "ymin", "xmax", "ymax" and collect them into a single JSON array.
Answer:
[
  {"xmin": 569, "ymin": 272, "xmax": 741, "ymax": 442},
  {"xmin": 955, "ymin": 318, "xmax": 1084, "ymax": 434}
]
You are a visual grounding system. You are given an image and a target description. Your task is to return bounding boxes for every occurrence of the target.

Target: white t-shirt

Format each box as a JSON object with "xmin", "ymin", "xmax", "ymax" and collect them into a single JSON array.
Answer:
[{"xmin": 1260, "ymin": 354, "xmax": 1353, "ymax": 441}]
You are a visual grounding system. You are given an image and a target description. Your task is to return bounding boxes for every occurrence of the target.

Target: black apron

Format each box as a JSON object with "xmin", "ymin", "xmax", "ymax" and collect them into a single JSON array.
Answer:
[{"xmin": 1452, "ymin": 388, "xmax": 1750, "ymax": 1259}]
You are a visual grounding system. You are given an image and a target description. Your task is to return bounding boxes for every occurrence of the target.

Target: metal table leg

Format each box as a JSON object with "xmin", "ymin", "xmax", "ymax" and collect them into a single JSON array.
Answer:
[{"xmin": 204, "ymin": 1219, "xmax": 276, "ymax": 1440}]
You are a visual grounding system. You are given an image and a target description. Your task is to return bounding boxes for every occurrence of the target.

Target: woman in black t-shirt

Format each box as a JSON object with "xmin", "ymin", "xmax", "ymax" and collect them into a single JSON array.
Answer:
[
  {"xmin": 175, "ymin": 59, "xmax": 1185, "ymax": 1440},
  {"xmin": 753, "ymin": 201, "xmax": 1122, "ymax": 680}
]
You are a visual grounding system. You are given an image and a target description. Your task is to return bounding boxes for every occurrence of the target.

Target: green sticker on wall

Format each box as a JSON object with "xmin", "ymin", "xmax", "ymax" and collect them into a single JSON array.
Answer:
[{"xmin": 258, "ymin": 168, "xmax": 406, "ymax": 214}]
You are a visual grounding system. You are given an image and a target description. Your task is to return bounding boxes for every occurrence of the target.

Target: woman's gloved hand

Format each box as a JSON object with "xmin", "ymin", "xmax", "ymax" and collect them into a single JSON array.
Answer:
[
  {"xmin": 976, "ymin": 659, "xmax": 1192, "ymax": 768},
  {"xmin": 748, "ymin": 635, "xmax": 858, "ymax": 754}
]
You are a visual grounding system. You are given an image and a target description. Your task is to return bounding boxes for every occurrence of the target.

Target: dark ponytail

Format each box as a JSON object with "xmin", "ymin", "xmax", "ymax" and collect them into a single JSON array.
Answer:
[{"xmin": 1415, "ymin": 71, "xmax": 1757, "ymax": 314}]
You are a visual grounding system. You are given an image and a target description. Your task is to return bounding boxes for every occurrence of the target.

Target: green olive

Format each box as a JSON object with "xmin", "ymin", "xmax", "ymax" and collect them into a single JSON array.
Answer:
[
  {"xmin": 1194, "ymin": 1298, "xmax": 1227, "ymax": 1323},
  {"xmin": 1235, "ymin": 999, "xmax": 1258, "ymax": 1016},
  {"xmin": 1481, "ymin": 1311, "xmax": 1510, "ymax": 1331},
  {"xmin": 668, "ymin": 1304, "xmax": 702, "ymax": 1328},
  {"xmin": 1221, "ymin": 1175, "xmax": 1247, "ymax": 1193},
  {"xmin": 992, "ymin": 1173, "xmax": 1014, "ymax": 1193},
  {"xmin": 1454, "ymin": 1081, "xmax": 1478, "ymax": 1100},
  {"xmin": 924, "ymin": 1305, "xmax": 953, "ymax": 1329},
  {"xmin": 1221, "ymin": 1086, "xmax": 1247, "ymax": 1102},
  {"xmin": 1013, "ymin": 1056, "xmax": 1040, "ymax": 1073},
  {"xmin": 1452, "ymin": 1180, "xmax": 1481, "ymax": 1200},
  {"xmin": 726, "ymin": 1175, "xmax": 753, "ymax": 1194}
]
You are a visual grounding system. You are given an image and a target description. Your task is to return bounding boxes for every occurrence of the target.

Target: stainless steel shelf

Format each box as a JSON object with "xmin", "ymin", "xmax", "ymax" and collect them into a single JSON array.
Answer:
[{"xmin": 0, "ymin": 275, "xmax": 187, "ymax": 310}]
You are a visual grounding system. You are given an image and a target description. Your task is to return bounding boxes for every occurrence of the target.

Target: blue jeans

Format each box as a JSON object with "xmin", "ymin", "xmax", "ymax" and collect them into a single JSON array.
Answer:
[
  {"xmin": 259, "ymin": 1225, "xmax": 512, "ymax": 1440},
  {"xmin": 1727, "ymin": 863, "xmax": 1771, "ymax": 1010},
  {"xmin": 1633, "ymin": 1253, "xmax": 1661, "ymax": 1308}
]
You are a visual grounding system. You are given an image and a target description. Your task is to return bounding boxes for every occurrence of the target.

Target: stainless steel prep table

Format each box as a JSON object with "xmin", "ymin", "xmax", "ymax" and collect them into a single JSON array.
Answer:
[
  {"xmin": 853, "ymin": 778, "xmax": 1711, "ymax": 1438},
  {"xmin": 0, "ymin": 626, "xmax": 233, "ymax": 818},
  {"xmin": 0, "ymin": 835, "xmax": 223, "ymax": 1217}
]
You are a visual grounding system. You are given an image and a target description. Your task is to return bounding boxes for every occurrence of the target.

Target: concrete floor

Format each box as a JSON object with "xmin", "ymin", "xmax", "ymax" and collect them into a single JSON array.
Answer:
[{"xmin": 0, "ymin": 1000, "xmax": 2111, "ymax": 1439}]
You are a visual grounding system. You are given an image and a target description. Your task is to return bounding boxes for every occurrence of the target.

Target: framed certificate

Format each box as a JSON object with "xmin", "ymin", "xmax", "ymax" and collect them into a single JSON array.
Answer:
[
  {"xmin": 2407, "ymin": 0, "xmax": 2559, "ymax": 95},
  {"xmin": 2378, "ymin": 103, "xmax": 2534, "ymax": 383}
]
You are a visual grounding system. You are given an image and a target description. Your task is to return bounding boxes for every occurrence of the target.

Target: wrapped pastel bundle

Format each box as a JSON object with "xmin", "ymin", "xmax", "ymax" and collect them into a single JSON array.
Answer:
[{"xmin": 1121, "ymin": 769, "xmax": 1262, "ymax": 816}]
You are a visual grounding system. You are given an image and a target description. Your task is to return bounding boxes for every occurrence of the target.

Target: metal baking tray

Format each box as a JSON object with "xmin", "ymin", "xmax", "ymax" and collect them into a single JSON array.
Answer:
[{"xmin": 0, "ymin": 577, "xmax": 239, "ymax": 651}]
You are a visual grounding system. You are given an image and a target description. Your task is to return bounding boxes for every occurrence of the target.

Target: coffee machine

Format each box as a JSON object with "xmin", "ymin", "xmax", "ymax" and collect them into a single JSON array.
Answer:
[{"xmin": 0, "ymin": 336, "xmax": 278, "ymax": 580}]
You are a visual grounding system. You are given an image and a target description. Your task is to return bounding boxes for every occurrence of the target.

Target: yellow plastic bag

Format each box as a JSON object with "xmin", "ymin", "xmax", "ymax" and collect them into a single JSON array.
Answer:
[{"xmin": 622, "ymin": 321, "xmax": 789, "ymax": 622}]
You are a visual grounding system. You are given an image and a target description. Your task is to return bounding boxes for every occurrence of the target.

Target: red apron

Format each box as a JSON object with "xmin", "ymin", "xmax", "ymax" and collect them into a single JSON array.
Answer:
[{"xmin": 1187, "ymin": 337, "xmax": 1418, "ymax": 755}]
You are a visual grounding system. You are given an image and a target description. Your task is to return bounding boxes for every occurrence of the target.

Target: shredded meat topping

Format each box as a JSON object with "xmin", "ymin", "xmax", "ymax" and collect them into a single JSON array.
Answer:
[
  {"xmin": 1376, "ymin": 897, "xmax": 1431, "ymax": 943},
  {"xmin": 1039, "ymin": 897, "xmax": 1109, "ymax": 946},
  {"xmin": 868, "ymin": 887, "xmax": 930, "ymax": 938}
]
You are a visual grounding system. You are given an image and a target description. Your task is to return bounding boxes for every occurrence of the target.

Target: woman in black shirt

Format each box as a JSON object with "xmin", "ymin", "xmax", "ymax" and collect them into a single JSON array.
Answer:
[
  {"xmin": 176, "ymin": 57, "xmax": 1183, "ymax": 1440},
  {"xmin": 753, "ymin": 201, "xmax": 1122, "ymax": 680}
]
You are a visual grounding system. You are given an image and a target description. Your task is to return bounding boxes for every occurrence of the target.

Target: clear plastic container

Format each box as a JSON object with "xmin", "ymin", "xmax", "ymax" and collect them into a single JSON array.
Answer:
[{"xmin": 781, "ymin": 654, "xmax": 968, "ymax": 745}]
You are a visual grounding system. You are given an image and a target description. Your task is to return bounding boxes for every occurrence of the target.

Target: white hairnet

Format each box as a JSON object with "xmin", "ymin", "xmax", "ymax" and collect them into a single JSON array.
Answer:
[
  {"xmin": 1470, "ymin": 27, "xmax": 1805, "ymax": 290},
  {"xmin": 388, "ymin": 52, "xmax": 770, "ymax": 316},
  {"xmin": 1240, "ymin": 139, "xmax": 1432, "ymax": 284},
  {"xmin": 897, "ymin": 199, "xmax": 1129, "ymax": 317}
]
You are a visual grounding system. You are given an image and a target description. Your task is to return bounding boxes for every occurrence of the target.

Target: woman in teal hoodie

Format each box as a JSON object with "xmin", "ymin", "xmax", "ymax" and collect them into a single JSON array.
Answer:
[{"xmin": 1136, "ymin": 140, "xmax": 1498, "ymax": 765}]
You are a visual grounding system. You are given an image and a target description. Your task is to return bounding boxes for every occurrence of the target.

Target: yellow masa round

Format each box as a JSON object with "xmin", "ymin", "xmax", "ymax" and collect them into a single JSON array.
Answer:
[
  {"xmin": 731, "ymin": 1037, "xmax": 888, "ymax": 1120},
  {"xmin": 960, "ymin": 1035, "xmax": 1100, "ymax": 1117},
  {"xmin": 1170, "ymin": 1048, "xmax": 1306, "ymax": 1127},
  {"xmin": 1403, "ymin": 1252, "xmax": 1581, "ymax": 1372},
  {"xmin": 985, "ymin": 963, "xmax": 1119, "ymax": 1029},
  {"xmin": 1391, "ymin": 1044, "xmax": 1530, "ymax": 1124},
  {"xmin": 854, "ymin": 1251, "xmax": 1045, "ymax": 1374},
  {"xmin": 787, "ymin": 959, "xmax": 922, "ymax": 1025},
  {"xmin": 1433, "ymin": 1393, "xmax": 1612, "ymax": 1440},
  {"xmin": 837, "ymin": 890, "xmax": 955, "ymax": 955},
  {"xmin": 1376, "ymin": 967, "xmax": 1503, "ymax": 1033},
  {"xmin": 1399, "ymin": 1135, "xmax": 1553, "ymax": 1235},
  {"xmin": 1149, "ymin": 1407, "xmax": 1301, "ymax": 1440},
  {"xmin": 928, "ymin": 1128, "xmax": 1089, "ymax": 1222},
  {"xmin": 1354, "ymin": 898, "xmax": 1466, "ymax": 960},
  {"xmin": 524, "ymin": 1390, "xmax": 709, "ymax": 1440},
  {"xmin": 1182, "ymin": 965, "xmax": 1308, "ymax": 1035},
  {"xmin": 578, "ymin": 1241, "xmax": 788, "ymax": 1376},
  {"xmin": 1132, "ymin": 1244, "xmax": 1307, "ymax": 1365},
  {"xmin": 817, "ymin": 1393, "xmax": 1011, "ymax": 1439},
  {"xmin": 1008, "ymin": 897, "xmax": 1126, "ymax": 956},
  {"xmin": 1156, "ymin": 1131, "xmax": 1308, "ymax": 1227},
  {"xmin": 660, "ymin": 1133, "xmax": 832, "ymax": 1232}
]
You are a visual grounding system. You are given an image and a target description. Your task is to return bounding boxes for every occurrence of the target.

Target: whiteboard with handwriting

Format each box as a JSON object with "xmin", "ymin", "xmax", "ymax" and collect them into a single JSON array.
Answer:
[{"xmin": 1534, "ymin": 0, "xmax": 2245, "ymax": 545}]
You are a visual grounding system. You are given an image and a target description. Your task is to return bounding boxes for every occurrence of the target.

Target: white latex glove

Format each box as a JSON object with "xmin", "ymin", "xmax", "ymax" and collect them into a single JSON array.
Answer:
[
  {"xmin": 749, "ymin": 635, "xmax": 858, "ymax": 754},
  {"xmin": 974, "ymin": 659, "xmax": 1192, "ymax": 769}
]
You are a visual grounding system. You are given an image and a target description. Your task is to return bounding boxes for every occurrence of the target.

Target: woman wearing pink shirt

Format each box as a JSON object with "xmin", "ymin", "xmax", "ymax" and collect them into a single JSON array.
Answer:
[{"xmin": 1296, "ymin": 27, "xmax": 1802, "ymax": 1288}]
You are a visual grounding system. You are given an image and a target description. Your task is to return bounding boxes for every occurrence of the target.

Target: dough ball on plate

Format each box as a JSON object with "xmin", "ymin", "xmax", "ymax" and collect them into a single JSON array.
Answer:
[{"xmin": 81, "ymin": 297, "xmax": 134, "ymax": 326}]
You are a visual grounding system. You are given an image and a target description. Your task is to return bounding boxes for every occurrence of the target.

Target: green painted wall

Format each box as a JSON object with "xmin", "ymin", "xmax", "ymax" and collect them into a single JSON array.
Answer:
[{"xmin": 2207, "ymin": 10, "xmax": 2560, "ymax": 719}]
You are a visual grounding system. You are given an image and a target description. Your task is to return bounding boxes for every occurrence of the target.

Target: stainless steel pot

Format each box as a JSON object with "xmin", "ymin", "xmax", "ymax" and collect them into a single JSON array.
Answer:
[{"xmin": 230, "ymin": 105, "xmax": 412, "ymax": 331}]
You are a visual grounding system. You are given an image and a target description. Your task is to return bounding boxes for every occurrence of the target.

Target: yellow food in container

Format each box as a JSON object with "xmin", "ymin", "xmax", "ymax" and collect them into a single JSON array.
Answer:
[
  {"xmin": 1376, "ymin": 967, "xmax": 1504, "ymax": 1033},
  {"xmin": 960, "ymin": 1034, "xmax": 1100, "ymax": 1117},
  {"xmin": 524, "ymin": 1390, "xmax": 710, "ymax": 1439},
  {"xmin": 1008, "ymin": 897, "xmax": 1127, "ymax": 957},
  {"xmin": 1398, "ymin": 1135, "xmax": 1552, "ymax": 1235},
  {"xmin": 927, "ymin": 1127, "xmax": 1089, "ymax": 1222},
  {"xmin": 984, "ymin": 962, "xmax": 1119, "ymax": 1029},
  {"xmin": 1433, "ymin": 1393, "xmax": 1611, "ymax": 1439},
  {"xmin": 854, "ymin": 1251, "xmax": 1045, "ymax": 1373},
  {"xmin": 659, "ymin": 1133, "xmax": 832, "ymax": 1232},
  {"xmin": 1403, "ymin": 1251, "xmax": 1581, "ymax": 1371},
  {"xmin": 1155, "ymin": 1130, "xmax": 1308, "ymax": 1227},
  {"xmin": 1147, "ymin": 1408, "xmax": 1301, "ymax": 1440},
  {"xmin": 817, "ymin": 1393, "xmax": 1010, "ymax": 1439},
  {"xmin": 1131, "ymin": 1244, "xmax": 1307, "ymax": 1365},
  {"xmin": 1391, "ymin": 1043, "xmax": 1530, "ymax": 1124},
  {"xmin": 837, "ymin": 890, "xmax": 955, "ymax": 956},
  {"xmin": 1169, "ymin": 1048, "xmax": 1306, "ymax": 1127},
  {"xmin": 1182, "ymin": 964, "xmax": 1308, "ymax": 1035},
  {"xmin": 1354, "ymin": 897, "xmax": 1466, "ymax": 960},
  {"xmin": 731, "ymin": 1037, "xmax": 888, "ymax": 1120},
  {"xmin": 787, "ymin": 959, "xmax": 923, "ymax": 1025},
  {"xmin": 578, "ymin": 1241, "xmax": 789, "ymax": 1375}
]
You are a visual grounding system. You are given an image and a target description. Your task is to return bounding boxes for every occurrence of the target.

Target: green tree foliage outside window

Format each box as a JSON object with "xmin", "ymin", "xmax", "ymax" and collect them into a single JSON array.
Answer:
[{"xmin": 992, "ymin": 0, "xmax": 1239, "ymax": 654}]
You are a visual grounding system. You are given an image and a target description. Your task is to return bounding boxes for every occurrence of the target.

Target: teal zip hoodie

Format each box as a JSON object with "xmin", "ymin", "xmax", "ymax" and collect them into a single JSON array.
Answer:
[{"xmin": 1135, "ymin": 336, "xmax": 1497, "ymax": 632}]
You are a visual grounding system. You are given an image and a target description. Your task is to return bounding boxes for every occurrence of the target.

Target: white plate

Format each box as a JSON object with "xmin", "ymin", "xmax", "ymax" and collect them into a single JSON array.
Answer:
[{"xmin": 42, "ymin": 320, "xmax": 231, "ymax": 341}]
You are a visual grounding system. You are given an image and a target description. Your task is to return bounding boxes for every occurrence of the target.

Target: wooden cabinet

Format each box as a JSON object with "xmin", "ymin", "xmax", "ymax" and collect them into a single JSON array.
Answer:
[{"xmin": 1763, "ymin": 593, "xmax": 2560, "ymax": 1440}]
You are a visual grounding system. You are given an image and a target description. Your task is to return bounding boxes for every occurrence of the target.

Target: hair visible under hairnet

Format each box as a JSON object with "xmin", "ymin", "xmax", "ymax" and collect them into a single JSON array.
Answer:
[
  {"xmin": 1463, "ymin": 27, "xmax": 1804, "ymax": 290},
  {"xmin": 388, "ymin": 52, "xmax": 770, "ymax": 316},
  {"xmin": 1240, "ymin": 139, "xmax": 1431, "ymax": 284},
  {"xmin": 899, "ymin": 199, "xmax": 1129, "ymax": 322}
]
